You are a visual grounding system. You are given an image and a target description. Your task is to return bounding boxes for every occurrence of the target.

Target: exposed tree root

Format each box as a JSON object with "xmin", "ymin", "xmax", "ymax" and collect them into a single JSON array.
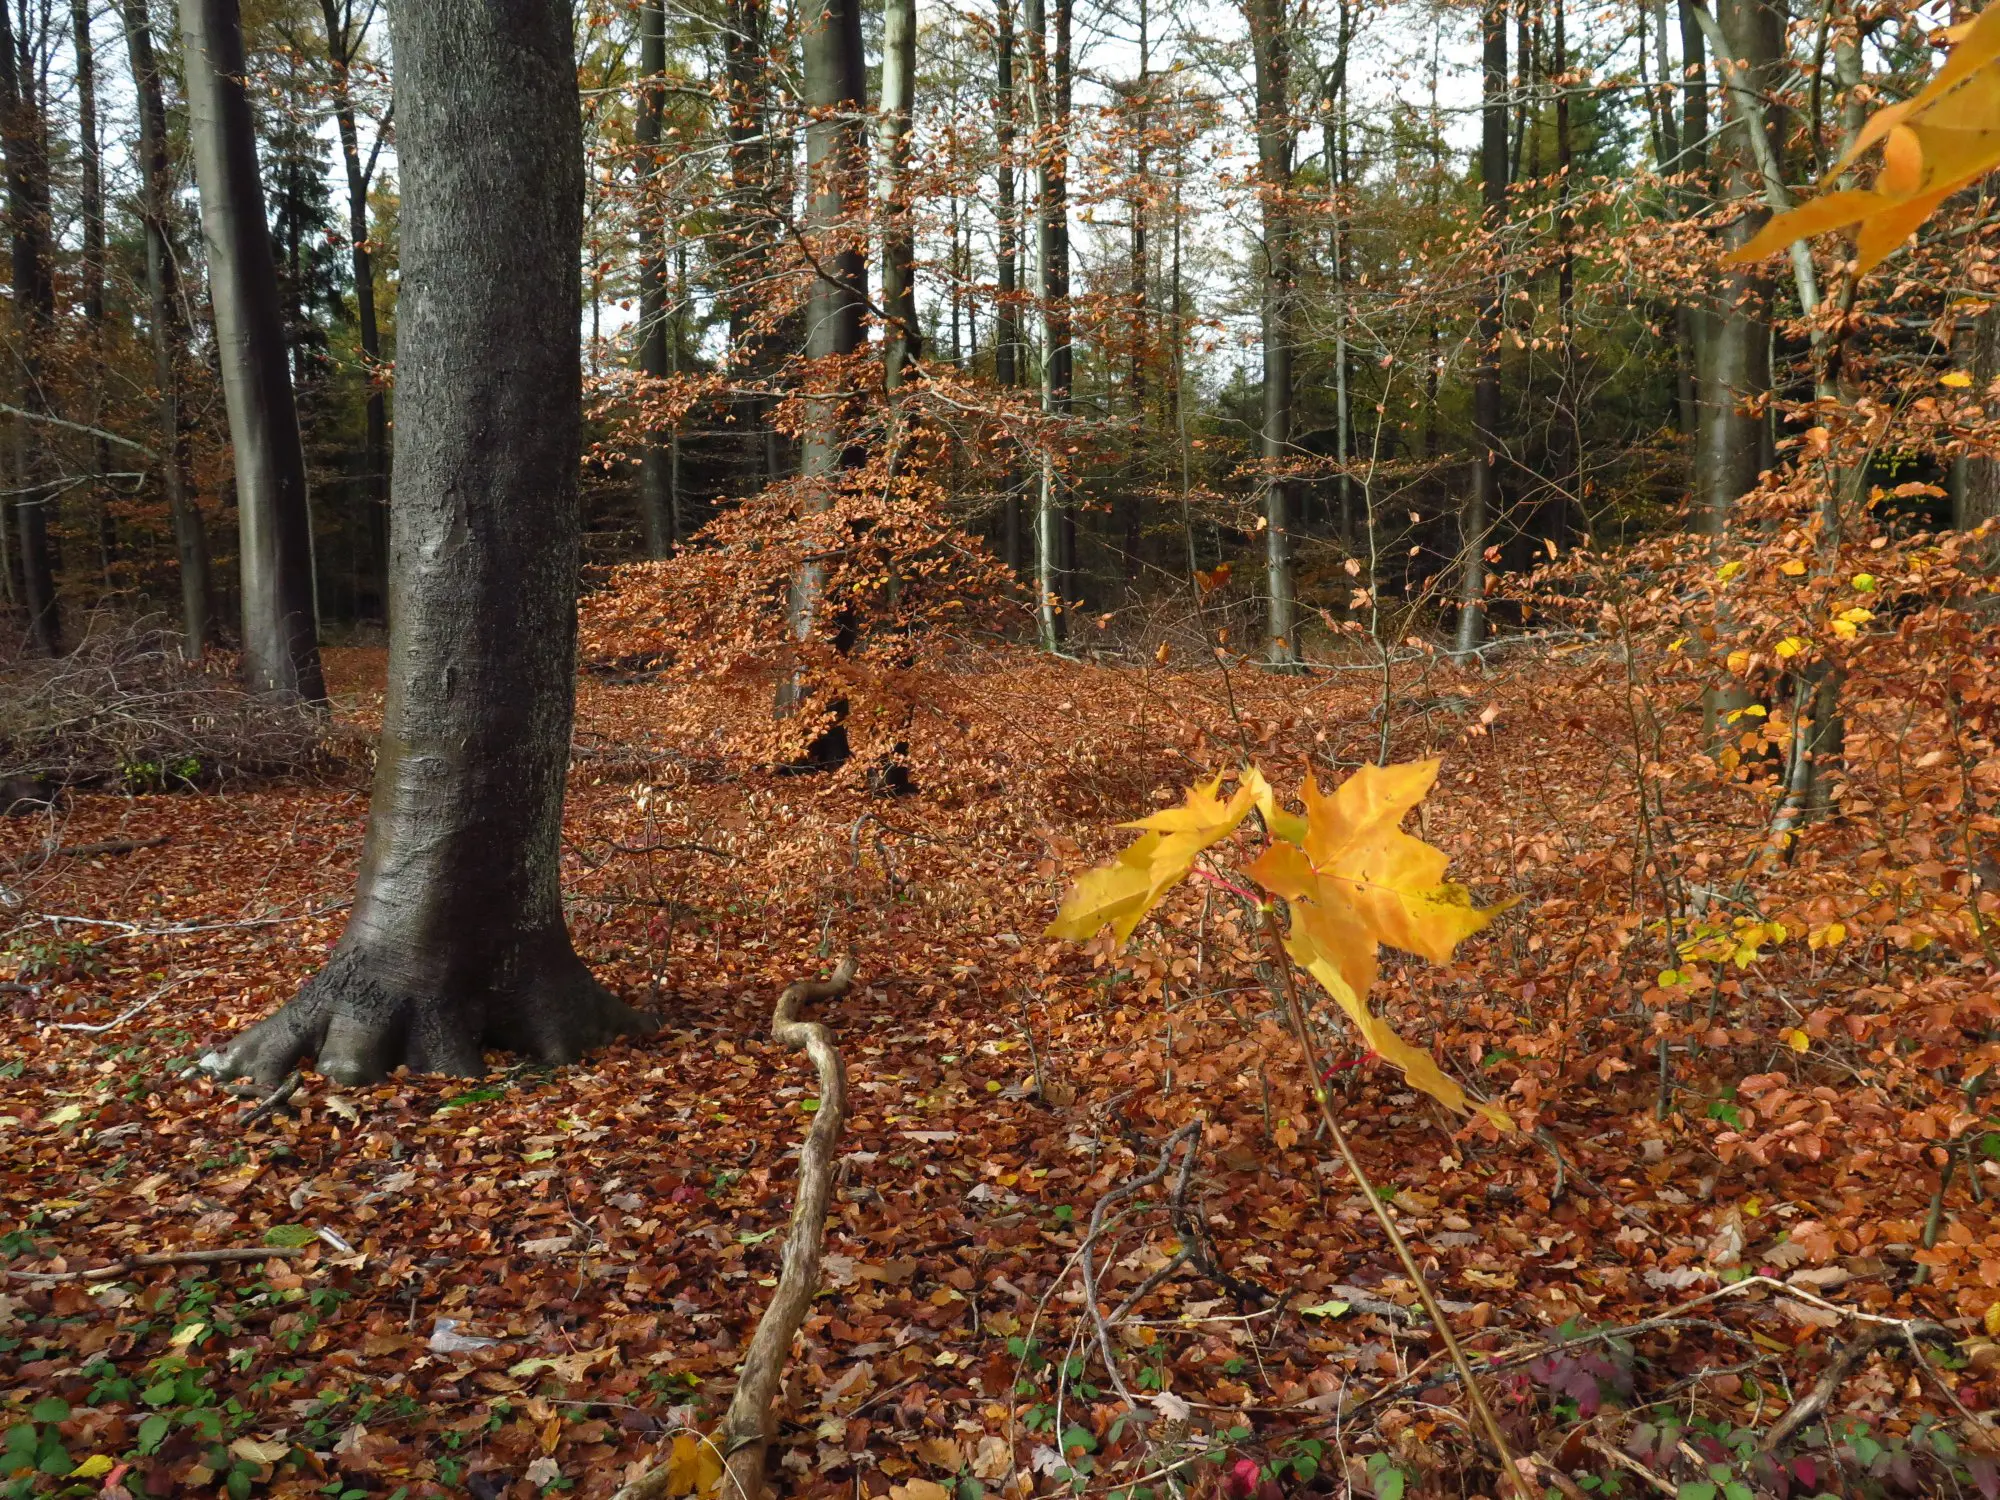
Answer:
[
  {"xmin": 613, "ymin": 957, "xmax": 856, "ymax": 1500},
  {"xmin": 203, "ymin": 937, "xmax": 653, "ymax": 1086}
]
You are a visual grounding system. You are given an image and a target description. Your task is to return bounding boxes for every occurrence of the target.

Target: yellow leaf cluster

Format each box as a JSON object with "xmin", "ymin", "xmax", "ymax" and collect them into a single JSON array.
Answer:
[
  {"xmin": 661, "ymin": 1432, "xmax": 724, "ymax": 1497},
  {"xmin": 1047, "ymin": 760, "xmax": 1511, "ymax": 1130},
  {"xmin": 1730, "ymin": 4, "xmax": 2000, "ymax": 275},
  {"xmin": 1046, "ymin": 767, "xmax": 1296, "ymax": 945}
]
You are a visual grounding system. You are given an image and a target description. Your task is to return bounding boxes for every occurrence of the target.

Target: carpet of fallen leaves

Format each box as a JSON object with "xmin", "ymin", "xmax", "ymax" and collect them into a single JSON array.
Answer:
[{"xmin": 5, "ymin": 641, "xmax": 1999, "ymax": 1499}]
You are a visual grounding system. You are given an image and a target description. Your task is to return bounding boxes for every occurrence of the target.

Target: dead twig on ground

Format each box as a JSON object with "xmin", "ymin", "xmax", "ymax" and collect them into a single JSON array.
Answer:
[
  {"xmin": 39, "ymin": 973, "xmax": 204, "ymax": 1034},
  {"xmin": 1762, "ymin": 1324, "xmax": 1898, "ymax": 1451},
  {"xmin": 240, "ymin": 1070, "xmax": 303, "ymax": 1129},
  {"xmin": 5, "ymin": 1246, "xmax": 312, "ymax": 1284},
  {"xmin": 1080, "ymin": 1120, "xmax": 1200, "ymax": 1407}
]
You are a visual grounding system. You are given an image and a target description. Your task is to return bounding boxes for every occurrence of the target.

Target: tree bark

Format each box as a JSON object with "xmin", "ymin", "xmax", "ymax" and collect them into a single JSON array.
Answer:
[
  {"xmin": 318, "ymin": 0, "xmax": 389, "ymax": 599},
  {"xmin": 122, "ymin": 0, "xmax": 211, "ymax": 657},
  {"xmin": 179, "ymin": 0, "xmax": 324, "ymax": 699},
  {"xmin": 634, "ymin": 0, "xmax": 676, "ymax": 555},
  {"xmin": 878, "ymin": 0, "xmax": 918, "ymax": 391},
  {"xmin": 0, "ymin": 0, "xmax": 61, "ymax": 655},
  {"xmin": 1250, "ymin": 0, "xmax": 1293, "ymax": 665},
  {"xmin": 206, "ymin": 0, "xmax": 650, "ymax": 1088},
  {"xmin": 1458, "ymin": 0, "xmax": 1507, "ymax": 657}
]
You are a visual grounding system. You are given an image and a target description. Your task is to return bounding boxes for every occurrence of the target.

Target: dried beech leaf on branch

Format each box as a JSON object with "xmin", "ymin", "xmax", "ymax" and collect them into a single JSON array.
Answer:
[
  {"xmin": 1047, "ymin": 759, "xmax": 1511, "ymax": 1128},
  {"xmin": 1729, "ymin": 2, "xmax": 2000, "ymax": 275}
]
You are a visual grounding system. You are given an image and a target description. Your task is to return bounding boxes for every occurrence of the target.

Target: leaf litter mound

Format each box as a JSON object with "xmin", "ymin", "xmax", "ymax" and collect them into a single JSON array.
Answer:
[{"xmin": 3, "ymin": 642, "xmax": 1999, "ymax": 1498}]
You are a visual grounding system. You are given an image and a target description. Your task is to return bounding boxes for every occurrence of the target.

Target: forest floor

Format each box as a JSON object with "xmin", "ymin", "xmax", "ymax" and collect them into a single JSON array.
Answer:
[{"xmin": 2, "ymin": 642, "xmax": 1995, "ymax": 1499}]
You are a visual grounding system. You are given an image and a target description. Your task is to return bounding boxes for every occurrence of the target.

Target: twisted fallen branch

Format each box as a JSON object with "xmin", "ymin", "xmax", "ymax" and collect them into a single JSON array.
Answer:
[{"xmin": 613, "ymin": 957, "xmax": 856, "ymax": 1500}]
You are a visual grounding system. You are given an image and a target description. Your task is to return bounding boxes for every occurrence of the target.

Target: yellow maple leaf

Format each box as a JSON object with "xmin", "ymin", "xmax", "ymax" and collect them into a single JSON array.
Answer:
[
  {"xmin": 1243, "ymin": 761, "xmax": 1513, "ymax": 1130},
  {"xmin": 1047, "ymin": 768, "xmax": 1287, "ymax": 946},
  {"xmin": 1729, "ymin": 3, "xmax": 2000, "ymax": 276}
]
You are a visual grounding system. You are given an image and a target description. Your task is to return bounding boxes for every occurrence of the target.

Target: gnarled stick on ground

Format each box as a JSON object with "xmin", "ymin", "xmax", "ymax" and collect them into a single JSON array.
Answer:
[{"xmin": 613, "ymin": 957, "xmax": 855, "ymax": 1500}]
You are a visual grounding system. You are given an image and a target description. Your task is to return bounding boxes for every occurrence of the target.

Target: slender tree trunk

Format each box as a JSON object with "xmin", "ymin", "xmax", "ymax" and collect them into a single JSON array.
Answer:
[
  {"xmin": 634, "ymin": 0, "xmax": 676, "ymax": 554},
  {"xmin": 0, "ymin": 0, "xmax": 60, "ymax": 654},
  {"xmin": 1679, "ymin": 0, "xmax": 1712, "ymax": 457},
  {"xmin": 1029, "ymin": 0, "xmax": 1071, "ymax": 650},
  {"xmin": 123, "ymin": 0, "xmax": 211, "ymax": 656},
  {"xmin": 318, "ymin": 0, "xmax": 387, "ymax": 602},
  {"xmin": 1552, "ymin": 0, "xmax": 1576, "ymax": 544},
  {"xmin": 777, "ymin": 0, "xmax": 866, "ymax": 705},
  {"xmin": 1459, "ymin": 0, "xmax": 1507, "ymax": 656},
  {"xmin": 722, "ymin": 0, "xmax": 773, "ymax": 482},
  {"xmin": 1649, "ymin": 0, "xmax": 1697, "ymax": 437},
  {"xmin": 1324, "ymin": 0, "xmax": 1351, "ymax": 543},
  {"xmin": 879, "ymin": 0, "xmax": 918, "ymax": 390},
  {"xmin": 180, "ymin": 0, "xmax": 323, "ymax": 697},
  {"xmin": 994, "ymin": 0, "xmax": 1023, "ymax": 575},
  {"xmin": 1695, "ymin": 0, "xmax": 1777, "ymax": 535},
  {"xmin": 1117, "ymin": 0, "xmax": 1148, "ymax": 584},
  {"xmin": 73, "ymin": 0, "xmax": 116, "ymax": 587},
  {"xmin": 1250, "ymin": 0, "xmax": 1293, "ymax": 665},
  {"xmin": 1955, "ymin": 308, "xmax": 2000, "ymax": 564},
  {"xmin": 207, "ymin": 0, "xmax": 649, "ymax": 1088}
]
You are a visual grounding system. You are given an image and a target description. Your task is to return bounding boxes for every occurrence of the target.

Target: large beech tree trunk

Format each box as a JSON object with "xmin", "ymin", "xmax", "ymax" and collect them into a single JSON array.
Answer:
[
  {"xmin": 123, "ymin": 0, "xmax": 212, "ymax": 657},
  {"xmin": 179, "ymin": 0, "xmax": 324, "ymax": 699},
  {"xmin": 1250, "ymin": 0, "xmax": 1293, "ymax": 666},
  {"xmin": 206, "ymin": 0, "xmax": 650, "ymax": 1088}
]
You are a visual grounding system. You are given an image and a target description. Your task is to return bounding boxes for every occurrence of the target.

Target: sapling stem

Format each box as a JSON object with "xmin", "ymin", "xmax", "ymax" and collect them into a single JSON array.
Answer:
[{"xmin": 1254, "ymin": 902, "xmax": 1533, "ymax": 1498}]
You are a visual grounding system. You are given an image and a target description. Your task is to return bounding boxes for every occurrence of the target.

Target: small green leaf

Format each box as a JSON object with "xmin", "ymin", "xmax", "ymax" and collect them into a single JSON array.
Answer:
[
  {"xmin": 1297, "ymin": 1300, "xmax": 1351, "ymax": 1319},
  {"xmin": 737, "ymin": 1228, "xmax": 778, "ymax": 1245},
  {"xmin": 137, "ymin": 1413, "xmax": 170, "ymax": 1455},
  {"xmin": 524, "ymin": 1148, "xmax": 557, "ymax": 1163},
  {"xmin": 263, "ymin": 1224, "xmax": 318, "ymax": 1248},
  {"xmin": 29, "ymin": 1398, "xmax": 68, "ymax": 1423},
  {"xmin": 1674, "ymin": 1485, "xmax": 1717, "ymax": 1500}
]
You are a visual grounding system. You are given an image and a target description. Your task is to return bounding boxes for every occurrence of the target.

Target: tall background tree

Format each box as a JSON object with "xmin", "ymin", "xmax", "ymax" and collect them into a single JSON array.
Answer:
[{"xmin": 179, "ymin": 0, "xmax": 324, "ymax": 697}]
